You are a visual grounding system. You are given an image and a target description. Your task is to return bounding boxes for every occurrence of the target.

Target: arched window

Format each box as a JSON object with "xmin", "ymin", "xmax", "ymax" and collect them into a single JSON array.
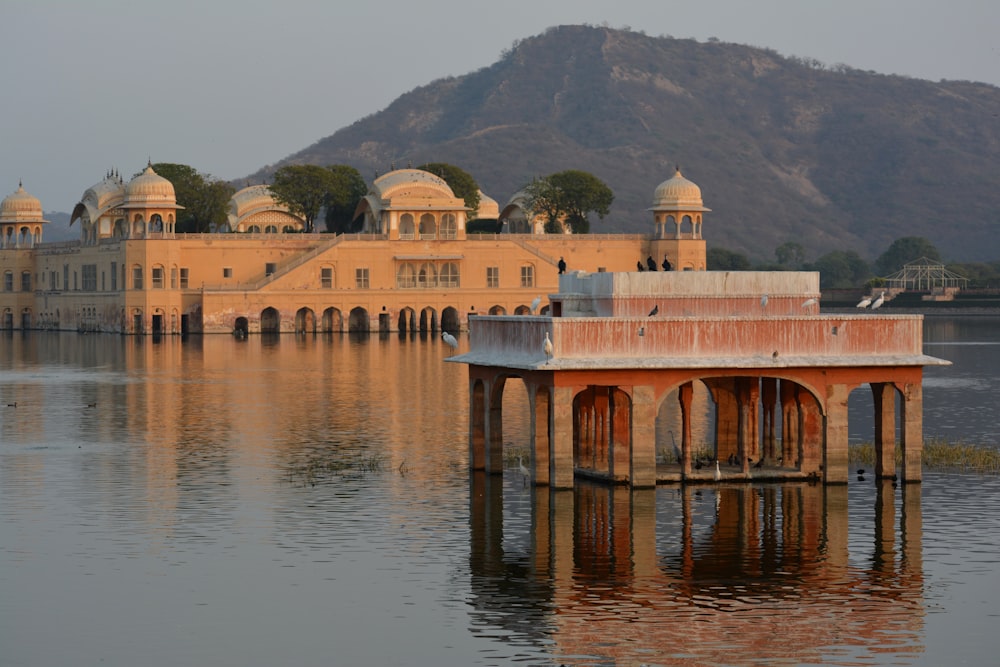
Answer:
[
  {"xmin": 248, "ymin": 225, "xmax": 261, "ymax": 233},
  {"xmin": 440, "ymin": 213, "xmax": 457, "ymax": 239},
  {"xmin": 399, "ymin": 214, "xmax": 415, "ymax": 239},
  {"xmin": 440, "ymin": 263, "xmax": 460, "ymax": 288},
  {"xmin": 418, "ymin": 263, "xmax": 437, "ymax": 288},
  {"xmin": 397, "ymin": 263, "xmax": 417, "ymax": 288},
  {"xmin": 419, "ymin": 214, "xmax": 436, "ymax": 239},
  {"xmin": 265, "ymin": 225, "xmax": 277, "ymax": 234},
  {"xmin": 149, "ymin": 214, "xmax": 163, "ymax": 233}
]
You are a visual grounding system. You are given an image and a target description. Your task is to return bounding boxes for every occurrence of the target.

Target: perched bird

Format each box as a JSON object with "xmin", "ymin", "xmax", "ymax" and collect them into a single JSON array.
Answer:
[
  {"xmin": 714, "ymin": 461, "xmax": 722, "ymax": 481},
  {"xmin": 530, "ymin": 296, "xmax": 542, "ymax": 314},
  {"xmin": 441, "ymin": 331, "xmax": 458, "ymax": 349},
  {"xmin": 543, "ymin": 332, "xmax": 553, "ymax": 358},
  {"xmin": 760, "ymin": 294, "xmax": 768, "ymax": 308},
  {"xmin": 6, "ymin": 402, "xmax": 16, "ymax": 408},
  {"xmin": 648, "ymin": 304, "xmax": 659, "ymax": 317},
  {"xmin": 518, "ymin": 456, "xmax": 530, "ymax": 480},
  {"xmin": 802, "ymin": 298, "xmax": 818, "ymax": 308},
  {"xmin": 871, "ymin": 290, "xmax": 886, "ymax": 310},
  {"xmin": 855, "ymin": 295, "xmax": 873, "ymax": 308}
]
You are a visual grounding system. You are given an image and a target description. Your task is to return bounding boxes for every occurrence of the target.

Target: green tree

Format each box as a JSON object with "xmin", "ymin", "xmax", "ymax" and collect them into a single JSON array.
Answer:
[
  {"xmin": 774, "ymin": 241, "xmax": 805, "ymax": 268},
  {"xmin": 269, "ymin": 165, "xmax": 335, "ymax": 233},
  {"xmin": 806, "ymin": 250, "xmax": 871, "ymax": 288},
  {"xmin": 323, "ymin": 165, "xmax": 368, "ymax": 234},
  {"xmin": 152, "ymin": 163, "xmax": 235, "ymax": 233},
  {"xmin": 706, "ymin": 247, "xmax": 751, "ymax": 270},
  {"xmin": 875, "ymin": 237, "xmax": 941, "ymax": 276},
  {"xmin": 416, "ymin": 163, "xmax": 480, "ymax": 216},
  {"xmin": 525, "ymin": 170, "xmax": 614, "ymax": 234}
]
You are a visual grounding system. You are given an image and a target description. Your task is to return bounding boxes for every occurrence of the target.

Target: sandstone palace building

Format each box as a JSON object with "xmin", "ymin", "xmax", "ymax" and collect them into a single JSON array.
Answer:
[{"xmin": 0, "ymin": 165, "xmax": 708, "ymax": 335}]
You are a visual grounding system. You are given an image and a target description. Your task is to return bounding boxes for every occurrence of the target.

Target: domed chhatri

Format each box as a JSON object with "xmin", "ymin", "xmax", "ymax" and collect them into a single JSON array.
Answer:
[{"xmin": 0, "ymin": 182, "xmax": 48, "ymax": 248}]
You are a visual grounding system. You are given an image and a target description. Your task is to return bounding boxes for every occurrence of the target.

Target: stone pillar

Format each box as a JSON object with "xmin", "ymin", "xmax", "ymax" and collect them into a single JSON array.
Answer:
[
  {"xmin": 900, "ymin": 382, "xmax": 923, "ymax": 483},
  {"xmin": 610, "ymin": 389, "xmax": 631, "ymax": 483},
  {"xmin": 824, "ymin": 383, "xmax": 850, "ymax": 483},
  {"xmin": 780, "ymin": 380, "xmax": 799, "ymax": 467},
  {"xmin": 736, "ymin": 378, "xmax": 759, "ymax": 472},
  {"xmin": 469, "ymin": 378, "xmax": 486, "ymax": 471},
  {"xmin": 552, "ymin": 386, "xmax": 576, "ymax": 489},
  {"xmin": 678, "ymin": 382, "xmax": 694, "ymax": 478},
  {"xmin": 486, "ymin": 377, "xmax": 504, "ymax": 475},
  {"xmin": 713, "ymin": 383, "xmax": 739, "ymax": 464},
  {"xmin": 798, "ymin": 388, "xmax": 824, "ymax": 476},
  {"xmin": 531, "ymin": 384, "xmax": 552, "ymax": 486},
  {"xmin": 761, "ymin": 377, "xmax": 778, "ymax": 463},
  {"xmin": 631, "ymin": 385, "xmax": 657, "ymax": 487},
  {"xmin": 872, "ymin": 382, "xmax": 897, "ymax": 479}
]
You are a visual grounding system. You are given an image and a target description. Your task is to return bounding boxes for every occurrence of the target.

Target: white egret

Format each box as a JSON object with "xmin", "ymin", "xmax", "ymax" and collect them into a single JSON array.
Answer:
[
  {"xmin": 518, "ymin": 456, "xmax": 530, "ymax": 478},
  {"xmin": 801, "ymin": 298, "xmax": 818, "ymax": 308},
  {"xmin": 760, "ymin": 294, "xmax": 768, "ymax": 308},
  {"xmin": 441, "ymin": 331, "xmax": 458, "ymax": 349},
  {"xmin": 543, "ymin": 332, "xmax": 553, "ymax": 358},
  {"xmin": 855, "ymin": 295, "xmax": 872, "ymax": 308},
  {"xmin": 714, "ymin": 460, "xmax": 722, "ymax": 481},
  {"xmin": 530, "ymin": 296, "xmax": 542, "ymax": 313},
  {"xmin": 871, "ymin": 290, "xmax": 886, "ymax": 310}
]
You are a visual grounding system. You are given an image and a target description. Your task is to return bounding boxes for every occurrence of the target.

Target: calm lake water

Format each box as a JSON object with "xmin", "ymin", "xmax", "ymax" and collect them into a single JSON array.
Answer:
[{"xmin": 1, "ymin": 316, "xmax": 999, "ymax": 666}]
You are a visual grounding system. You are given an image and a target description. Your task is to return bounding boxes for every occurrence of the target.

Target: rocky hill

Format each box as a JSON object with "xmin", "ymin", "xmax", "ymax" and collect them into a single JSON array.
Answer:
[{"xmin": 245, "ymin": 25, "xmax": 1000, "ymax": 263}]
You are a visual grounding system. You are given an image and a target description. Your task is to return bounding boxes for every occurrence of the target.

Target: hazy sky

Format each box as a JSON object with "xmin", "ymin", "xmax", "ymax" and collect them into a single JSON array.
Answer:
[{"xmin": 3, "ymin": 0, "xmax": 998, "ymax": 214}]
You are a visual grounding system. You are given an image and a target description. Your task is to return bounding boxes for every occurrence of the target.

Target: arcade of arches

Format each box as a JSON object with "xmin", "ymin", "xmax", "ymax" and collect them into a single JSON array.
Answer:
[{"xmin": 469, "ymin": 369, "xmax": 921, "ymax": 487}]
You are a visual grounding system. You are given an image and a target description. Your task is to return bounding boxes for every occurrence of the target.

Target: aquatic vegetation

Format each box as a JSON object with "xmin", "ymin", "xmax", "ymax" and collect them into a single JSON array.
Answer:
[
  {"xmin": 850, "ymin": 439, "xmax": 1000, "ymax": 474},
  {"xmin": 286, "ymin": 452, "xmax": 388, "ymax": 487}
]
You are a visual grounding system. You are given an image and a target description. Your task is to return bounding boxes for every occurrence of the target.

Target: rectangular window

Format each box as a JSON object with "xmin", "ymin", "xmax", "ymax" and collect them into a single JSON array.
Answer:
[
  {"xmin": 152, "ymin": 267, "xmax": 164, "ymax": 289},
  {"xmin": 3, "ymin": 272, "xmax": 12, "ymax": 292},
  {"xmin": 355, "ymin": 267, "xmax": 369, "ymax": 289},
  {"xmin": 73, "ymin": 272, "xmax": 77, "ymax": 291},
  {"xmin": 520, "ymin": 265, "xmax": 534, "ymax": 288},
  {"xmin": 101, "ymin": 272, "xmax": 105, "ymax": 291},
  {"xmin": 321, "ymin": 267, "xmax": 332, "ymax": 288},
  {"xmin": 486, "ymin": 266, "xmax": 499, "ymax": 288},
  {"xmin": 21, "ymin": 272, "xmax": 31, "ymax": 292},
  {"xmin": 63, "ymin": 264, "xmax": 69, "ymax": 290},
  {"xmin": 170, "ymin": 267, "xmax": 177, "ymax": 289},
  {"xmin": 132, "ymin": 267, "xmax": 143, "ymax": 290},
  {"xmin": 110, "ymin": 262, "xmax": 117, "ymax": 291},
  {"xmin": 265, "ymin": 262, "xmax": 276, "ymax": 276},
  {"xmin": 179, "ymin": 268, "xmax": 189, "ymax": 288},
  {"xmin": 82, "ymin": 265, "xmax": 97, "ymax": 291},
  {"xmin": 223, "ymin": 267, "xmax": 233, "ymax": 279}
]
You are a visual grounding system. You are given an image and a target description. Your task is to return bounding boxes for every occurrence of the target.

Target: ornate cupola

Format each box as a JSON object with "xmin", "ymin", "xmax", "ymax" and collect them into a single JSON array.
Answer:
[
  {"xmin": 648, "ymin": 168, "xmax": 710, "ymax": 271},
  {"xmin": 120, "ymin": 162, "xmax": 183, "ymax": 237},
  {"xmin": 0, "ymin": 182, "xmax": 48, "ymax": 249}
]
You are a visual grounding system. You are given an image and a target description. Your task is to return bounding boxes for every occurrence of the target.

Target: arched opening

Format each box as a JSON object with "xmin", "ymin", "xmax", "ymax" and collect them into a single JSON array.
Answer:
[
  {"xmin": 396, "ymin": 263, "xmax": 417, "ymax": 288},
  {"xmin": 399, "ymin": 214, "xmax": 415, "ymax": 239},
  {"xmin": 514, "ymin": 305, "xmax": 532, "ymax": 315},
  {"xmin": 440, "ymin": 306, "xmax": 461, "ymax": 333},
  {"xmin": 489, "ymin": 305, "xmax": 507, "ymax": 316},
  {"xmin": 295, "ymin": 308, "xmax": 316, "ymax": 334},
  {"xmin": 234, "ymin": 317, "xmax": 249, "ymax": 336},
  {"xmin": 680, "ymin": 214, "xmax": 694, "ymax": 238},
  {"xmin": 573, "ymin": 386, "xmax": 632, "ymax": 481},
  {"xmin": 419, "ymin": 213, "xmax": 436, "ymax": 239},
  {"xmin": 348, "ymin": 307, "xmax": 370, "ymax": 332},
  {"xmin": 419, "ymin": 307, "xmax": 438, "ymax": 332},
  {"xmin": 397, "ymin": 307, "xmax": 416, "ymax": 332},
  {"xmin": 418, "ymin": 263, "xmax": 437, "ymax": 288},
  {"xmin": 149, "ymin": 214, "xmax": 163, "ymax": 233},
  {"xmin": 656, "ymin": 380, "xmax": 718, "ymax": 464},
  {"xmin": 322, "ymin": 307, "xmax": 343, "ymax": 333},
  {"xmin": 260, "ymin": 307, "xmax": 280, "ymax": 333},
  {"xmin": 440, "ymin": 213, "xmax": 457, "ymax": 239},
  {"xmin": 440, "ymin": 262, "xmax": 460, "ymax": 288}
]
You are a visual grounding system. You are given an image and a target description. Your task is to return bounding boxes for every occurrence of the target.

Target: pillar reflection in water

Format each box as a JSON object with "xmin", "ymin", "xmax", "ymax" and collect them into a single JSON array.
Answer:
[{"xmin": 468, "ymin": 475, "xmax": 925, "ymax": 665}]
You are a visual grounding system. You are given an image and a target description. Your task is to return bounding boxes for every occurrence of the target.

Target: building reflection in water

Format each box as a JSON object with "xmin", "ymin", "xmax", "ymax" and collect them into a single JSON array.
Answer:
[{"xmin": 469, "ymin": 475, "xmax": 923, "ymax": 665}]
